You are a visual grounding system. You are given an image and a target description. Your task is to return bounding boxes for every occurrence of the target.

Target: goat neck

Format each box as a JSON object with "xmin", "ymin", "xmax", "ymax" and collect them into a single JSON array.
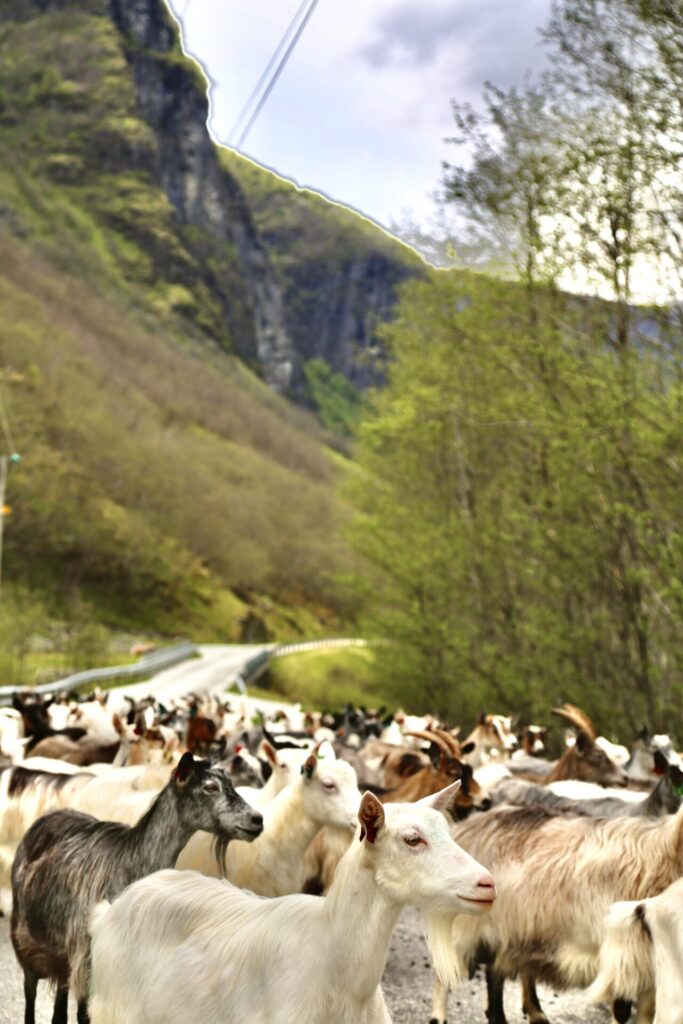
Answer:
[{"xmin": 323, "ymin": 834, "xmax": 403, "ymax": 1002}]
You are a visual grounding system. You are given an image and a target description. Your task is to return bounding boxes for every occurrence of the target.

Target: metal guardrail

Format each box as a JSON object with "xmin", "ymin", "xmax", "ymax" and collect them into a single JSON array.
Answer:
[
  {"xmin": 0, "ymin": 641, "xmax": 199, "ymax": 705},
  {"xmin": 229, "ymin": 639, "xmax": 369, "ymax": 696},
  {"xmin": 271, "ymin": 638, "xmax": 369, "ymax": 658}
]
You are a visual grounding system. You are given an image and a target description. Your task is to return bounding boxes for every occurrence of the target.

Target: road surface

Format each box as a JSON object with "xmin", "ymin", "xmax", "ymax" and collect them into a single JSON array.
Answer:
[{"xmin": 0, "ymin": 908, "xmax": 612, "ymax": 1023}]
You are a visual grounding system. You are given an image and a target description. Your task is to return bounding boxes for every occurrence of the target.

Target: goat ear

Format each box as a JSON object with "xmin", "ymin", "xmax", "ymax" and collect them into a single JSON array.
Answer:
[
  {"xmin": 416, "ymin": 780, "xmax": 461, "ymax": 817},
  {"xmin": 112, "ymin": 714, "xmax": 124, "ymax": 737},
  {"xmin": 359, "ymin": 792, "xmax": 384, "ymax": 844},
  {"xmin": 302, "ymin": 753, "xmax": 317, "ymax": 779},
  {"xmin": 173, "ymin": 751, "xmax": 195, "ymax": 785},
  {"xmin": 575, "ymin": 731, "xmax": 588, "ymax": 753},
  {"xmin": 477, "ymin": 712, "xmax": 486, "ymax": 726},
  {"xmin": 260, "ymin": 741, "xmax": 278, "ymax": 766},
  {"xmin": 653, "ymin": 749, "xmax": 668, "ymax": 775}
]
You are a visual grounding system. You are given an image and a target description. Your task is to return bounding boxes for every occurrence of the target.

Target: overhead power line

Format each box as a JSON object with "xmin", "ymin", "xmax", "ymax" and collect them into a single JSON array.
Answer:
[
  {"xmin": 231, "ymin": 0, "xmax": 323, "ymax": 151},
  {"xmin": 228, "ymin": 0, "xmax": 311, "ymax": 146}
]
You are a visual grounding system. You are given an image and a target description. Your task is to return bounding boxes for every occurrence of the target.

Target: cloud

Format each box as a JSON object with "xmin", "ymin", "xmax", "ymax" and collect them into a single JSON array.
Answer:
[
  {"xmin": 358, "ymin": 0, "xmax": 548, "ymax": 92},
  {"xmin": 359, "ymin": 3, "xmax": 479, "ymax": 68}
]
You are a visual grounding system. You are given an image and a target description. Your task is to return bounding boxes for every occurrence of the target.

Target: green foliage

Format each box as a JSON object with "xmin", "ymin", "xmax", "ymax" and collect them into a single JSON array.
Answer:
[
  {"xmin": 347, "ymin": 270, "xmax": 683, "ymax": 734},
  {"xmin": 260, "ymin": 647, "xmax": 385, "ymax": 710},
  {"xmin": 0, "ymin": 228, "xmax": 352, "ymax": 638},
  {"xmin": 303, "ymin": 359, "xmax": 361, "ymax": 436}
]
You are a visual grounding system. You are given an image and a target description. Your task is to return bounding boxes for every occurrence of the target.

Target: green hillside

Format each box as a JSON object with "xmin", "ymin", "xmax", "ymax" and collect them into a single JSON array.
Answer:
[{"xmin": 0, "ymin": 1, "xmax": 358, "ymax": 643}]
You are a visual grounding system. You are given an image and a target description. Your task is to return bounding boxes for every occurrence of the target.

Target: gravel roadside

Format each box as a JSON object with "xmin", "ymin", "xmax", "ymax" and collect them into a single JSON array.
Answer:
[{"xmin": 0, "ymin": 909, "xmax": 611, "ymax": 1024}]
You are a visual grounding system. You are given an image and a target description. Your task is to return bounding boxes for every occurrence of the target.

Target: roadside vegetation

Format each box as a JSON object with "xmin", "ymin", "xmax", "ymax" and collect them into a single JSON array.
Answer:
[{"xmin": 347, "ymin": 0, "xmax": 683, "ymax": 736}]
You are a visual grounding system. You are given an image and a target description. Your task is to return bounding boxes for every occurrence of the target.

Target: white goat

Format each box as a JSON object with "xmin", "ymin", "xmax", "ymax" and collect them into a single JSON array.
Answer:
[
  {"xmin": 588, "ymin": 877, "xmax": 683, "ymax": 1024},
  {"xmin": 176, "ymin": 751, "xmax": 360, "ymax": 895},
  {"xmin": 0, "ymin": 708, "xmax": 27, "ymax": 761},
  {"xmin": 237, "ymin": 740, "xmax": 328, "ymax": 811},
  {"xmin": 89, "ymin": 783, "xmax": 496, "ymax": 1024},
  {"xmin": 430, "ymin": 803, "xmax": 683, "ymax": 1024}
]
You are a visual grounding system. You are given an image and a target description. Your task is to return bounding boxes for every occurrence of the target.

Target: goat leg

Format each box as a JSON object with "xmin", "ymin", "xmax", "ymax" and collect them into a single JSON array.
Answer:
[
  {"xmin": 521, "ymin": 974, "xmax": 549, "ymax": 1023},
  {"xmin": 51, "ymin": 987, "xmax": 68, "ymax": 1024},
  {"xmin": 76, "ymin": 999, "xmax": 90, "ymax": 1024},
  {"xmin": 22, "ymin": 970, "xmax": 38, "ymax": 1024},
  {"xmin": 486, "ymin": 967, "xmax": 508, "ymax": 1024},
  {"xmin": 429, "ymin": 974, "xmax": 449, "ymax": 1023},
  {"xmin": 634, "ymin": 990, "xmax": 655, "ymax": 1024}
]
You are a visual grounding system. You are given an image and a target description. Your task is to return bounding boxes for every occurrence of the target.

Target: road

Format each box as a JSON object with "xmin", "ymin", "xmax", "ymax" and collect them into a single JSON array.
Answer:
[
  {"xmin": 0, "ymin": 908, "xmax": 611, "ymax": 1023},
  {"xmin": 106, "ymin": 643, "xmax": 273, "ymax": 713}
]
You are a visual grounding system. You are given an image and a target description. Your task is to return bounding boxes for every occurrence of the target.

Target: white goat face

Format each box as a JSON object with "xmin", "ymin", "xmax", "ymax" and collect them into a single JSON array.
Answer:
[
  {"xmin": 301, "ymin": 757, "xmax": 360, "ymax": 831},
  {"xmin": 357, "ymin": 788, "xmax": 496, "ymax": 915}
]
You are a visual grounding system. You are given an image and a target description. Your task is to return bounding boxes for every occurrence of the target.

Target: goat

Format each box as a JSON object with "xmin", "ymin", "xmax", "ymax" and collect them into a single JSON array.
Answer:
[
  {"xmin": 28, "ymin": 714, "xmax": 137, "ymax": 767},
  {"xmin": 513, "ymin": 705, "xmax": 628, "ymax": 787},
  {"xmin": 12, "ymin": 694, "xmax": 86, "ymax": 751},
  {"xmin": 301, "ymin": 731, "xmax": 486, "ymax": 896},
  {"xmin": 587, "ymin": 876, "xmax": 683, "ymax": 1024},
  {"xmin": 462, "ymin": 715, "xmax": 518, "ymax": 766},
  {"xmin": 176, "ymin": 749, "xmax": 360, "ymax": 896},
  {"xmin": 492, "ymin": 751, "xmax": 683, "ymax": 819},
  {"xmin": 430, "ymin": 801, "xmax": 683, "ymax": 1024},
  {"xmin": 236, "ymin": 739, "xmax": 322, "ymax": 810},
  {"xmin": 11, "ymin": 752, "xmax": 263, "ymax": 1024},
  {"xmin": 384, "ymin": 730, "xmax": 489, "ymax": 817},
  {"xmin": 89, "ymin": 784, "xmax": 496, "ymax": 1024}
]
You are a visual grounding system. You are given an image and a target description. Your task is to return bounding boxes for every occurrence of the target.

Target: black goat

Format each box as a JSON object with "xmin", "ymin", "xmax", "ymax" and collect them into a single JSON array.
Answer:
[
  {"xmin": 11, "ymin": 752, "xmax": 263, "ymax": 1024},
  {"xmin": 13, "ymin": 694, "xmax": 86, "ymax": 751}
]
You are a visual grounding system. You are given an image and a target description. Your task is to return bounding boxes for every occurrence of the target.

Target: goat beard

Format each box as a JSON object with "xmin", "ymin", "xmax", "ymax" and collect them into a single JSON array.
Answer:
[
  {"xmin": 422, "ymin": 911, "xmax": 465, "ymax": 990},
  {"xmin": 211, "ymin": 831, "xmax": 233, "ymax": 876}
]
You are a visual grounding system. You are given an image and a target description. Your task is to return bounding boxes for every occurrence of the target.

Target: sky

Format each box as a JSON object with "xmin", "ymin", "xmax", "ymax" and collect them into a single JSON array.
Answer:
[{"xmin": 166, "ymin": 0, "xmax": 552, "ymax": 232}]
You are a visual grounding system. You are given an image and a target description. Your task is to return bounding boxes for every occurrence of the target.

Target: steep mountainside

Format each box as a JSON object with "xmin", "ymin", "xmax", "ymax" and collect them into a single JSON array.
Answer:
[
  {"xmin": 221, "ymin": 154, "xmax": 425, "ymax": 395},
  {"xmin": 0, "ymin": 0, "xmax": 422, "ymax": 637},
  {"xmin": 0, "ymin": 0, "xmax": 357, "ymax": 638},
  {"xmin": 1, "ymin": 0, "xmax": 423, "ymax": 403}
]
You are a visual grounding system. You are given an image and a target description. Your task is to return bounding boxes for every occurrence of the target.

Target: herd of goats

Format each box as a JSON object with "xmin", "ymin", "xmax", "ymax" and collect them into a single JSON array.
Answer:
[{"xmin": 0, "ymin": 685, "xmax": 681, "ymax": 1024}]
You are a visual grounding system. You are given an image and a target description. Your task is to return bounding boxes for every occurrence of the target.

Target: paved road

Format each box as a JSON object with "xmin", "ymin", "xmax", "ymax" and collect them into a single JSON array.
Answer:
[
  {"xmin": 107, "ymin": 643, "xmax": 272, "ymax": 713},
  {"xmin": 0, "ymin": 909, "xmax": 611, "ymax": 1024}
]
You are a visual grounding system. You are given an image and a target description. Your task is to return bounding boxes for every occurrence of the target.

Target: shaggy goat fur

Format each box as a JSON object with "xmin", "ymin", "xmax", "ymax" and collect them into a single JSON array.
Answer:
[
  {"xmin": 432, "ymin": 804, "xmax": 683, "ymax": 1024},
  {"xmin": 89, "ymin": 786, "xmax": 495, "ymax": 1024},
  {"xmin": 11, "ymin": 754, "xmax": 263, "ymax": 1024},
  {"xmin": 588, "ymin": 877, "xmax": 683, "ymax": 1024}
]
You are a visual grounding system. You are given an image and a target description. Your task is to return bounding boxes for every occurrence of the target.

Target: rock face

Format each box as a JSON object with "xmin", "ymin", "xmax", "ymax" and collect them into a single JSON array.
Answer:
[
  {"xmin": 2, "ymin": 0, "xmax": 423, "ymax": 400},
  {"xmin": 105, "ymin": 0, "xmax": 424, "ymax": 397},
  {"xmin": 107, "ymin": 0, "xmax": 296, "ymax": 391},
  {"xmin": 286, "ymin": 250, "xmax": 415, "ymax": 390}
]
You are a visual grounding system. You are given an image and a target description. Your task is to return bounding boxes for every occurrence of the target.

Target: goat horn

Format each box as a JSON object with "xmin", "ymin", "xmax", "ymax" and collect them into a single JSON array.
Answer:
[
  {"xmin": 432, "ymin": 728, "xmax": 462, "ymax": 757},
  {"xmin": 403, "ymin": 730, "xmax": 452, "ymax": 757},
  {"xmin": 552, "ymin": 704, "xmax": 597, "ymax": 740}
]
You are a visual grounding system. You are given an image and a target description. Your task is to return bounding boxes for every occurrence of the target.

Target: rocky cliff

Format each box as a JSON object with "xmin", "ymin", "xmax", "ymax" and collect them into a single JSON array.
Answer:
[{"xmin": 1, "ymin": 0, "xmax": 424, "ymax": 403}]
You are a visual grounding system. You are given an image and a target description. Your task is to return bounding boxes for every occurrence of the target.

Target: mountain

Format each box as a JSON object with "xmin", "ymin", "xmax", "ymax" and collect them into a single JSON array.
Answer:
[
  {"xmin": 2, "ymin": 0, "xmax": 422, "ymax": 639},
  {"xmin": 1, "ymin": 0, "xmax": 423, "ymax": 403}
]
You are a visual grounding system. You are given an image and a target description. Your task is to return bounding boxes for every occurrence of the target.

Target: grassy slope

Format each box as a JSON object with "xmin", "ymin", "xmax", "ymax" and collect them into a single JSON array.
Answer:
[
  {"xmin": 0, "ymin": 7, "xmax": 354, "ymax": 640},
  {"xmin": 255, "ymin": 647, "xmax": 387, "ymax": 710}
]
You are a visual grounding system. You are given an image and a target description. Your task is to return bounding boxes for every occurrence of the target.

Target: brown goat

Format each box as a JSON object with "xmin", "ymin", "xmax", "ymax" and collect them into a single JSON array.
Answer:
[
  {"xmin": 383, "ymin": 730, "xmax": 490, "ymax": 818},
  {"xmin": 516, "ymin": 705, "xmax": 628, "ymax": 787}
]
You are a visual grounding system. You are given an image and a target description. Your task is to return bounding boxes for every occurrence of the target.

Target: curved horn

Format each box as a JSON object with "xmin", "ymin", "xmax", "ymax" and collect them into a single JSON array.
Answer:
[
  {"xmin": 552, "ymin": 703, "xmax": 596, "ymax": 740},
  {"xmin": 403, "ymin": 730, "xmax": 452, "ymax": 758},
  {"xmin": 432, "ymin": 728, "xmax": 462, "ymax": 757}
]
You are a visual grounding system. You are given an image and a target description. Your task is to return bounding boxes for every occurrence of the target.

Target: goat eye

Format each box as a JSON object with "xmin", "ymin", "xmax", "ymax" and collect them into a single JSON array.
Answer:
[
  {"xmin": 403, "ymin": 835, "xmax": 424, "ymax": 847},
  {"xmin": 203, "ymin": 781, "xmax": 220, "ymax": 793},
  {"xmin": 323, "ymin": 781, "xmax": 336, "ymax": 792}
]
